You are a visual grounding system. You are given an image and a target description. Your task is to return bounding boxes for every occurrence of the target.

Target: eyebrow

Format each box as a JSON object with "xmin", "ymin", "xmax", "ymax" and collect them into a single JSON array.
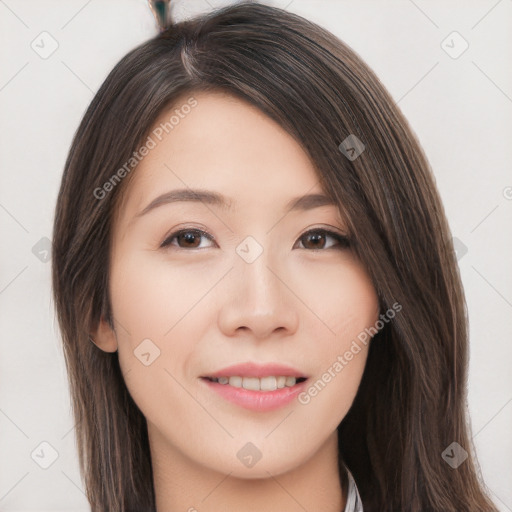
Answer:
[{"xmin": 133, "ymin": 188, "xmax": 336, "ymax": 220}]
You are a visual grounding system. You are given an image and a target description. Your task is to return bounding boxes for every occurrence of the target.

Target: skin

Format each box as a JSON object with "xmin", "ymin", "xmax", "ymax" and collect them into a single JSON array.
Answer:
[{"xmin": 92, "ymin": 91, "xmax": 380, "ymax": 512}]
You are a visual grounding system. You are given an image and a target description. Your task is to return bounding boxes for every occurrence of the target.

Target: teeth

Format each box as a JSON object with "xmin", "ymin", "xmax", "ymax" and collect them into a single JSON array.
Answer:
[
  {"xmin": 242, "ymin": 377, "xmax": 260, "ymax": 391},
  {"xmin": 208, "ymin": 375, "xmax": 301, "ymax": 391},
  {"xmin": 260, "ymin": 376, "xmax": 277, "ymax": 391},
  {"xmin": 285, "ymin": 376, "xmax": 296, "ymax": 387},
  {"xmin": 228, "ymin": 376, "xmax": 242, "ymax": 388}
]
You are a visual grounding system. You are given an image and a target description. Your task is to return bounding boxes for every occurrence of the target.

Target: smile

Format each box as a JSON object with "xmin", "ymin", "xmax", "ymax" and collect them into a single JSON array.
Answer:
[{"xmin": 200, "ymin": 361, "xmax": 309, "ymax": 411}]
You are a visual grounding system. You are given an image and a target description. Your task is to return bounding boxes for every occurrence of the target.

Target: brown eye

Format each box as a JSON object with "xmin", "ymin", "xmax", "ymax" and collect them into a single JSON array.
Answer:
[
  {"xmin": 297, "ymin": 229, "xmax": 350, "ymax": 250},
  {"xmin": 161, "ymin": 229, "xmax": 215, "ymax": 249}
]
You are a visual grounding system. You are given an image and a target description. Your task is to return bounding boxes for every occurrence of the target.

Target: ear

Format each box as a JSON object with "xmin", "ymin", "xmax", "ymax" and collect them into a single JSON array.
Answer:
[{"xmin": 90, "ymin": 315, "xmax": 118, "ymax": 353}]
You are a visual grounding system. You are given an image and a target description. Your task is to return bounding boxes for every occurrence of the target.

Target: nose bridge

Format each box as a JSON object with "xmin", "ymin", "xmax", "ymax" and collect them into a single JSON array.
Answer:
[
  {"xmin": 237, "ymin": 233, "xmax": 283, "ymax": 308},
  {"xmin": 217, "ymin": 234, "xmax": 299, "ymax": 338}
]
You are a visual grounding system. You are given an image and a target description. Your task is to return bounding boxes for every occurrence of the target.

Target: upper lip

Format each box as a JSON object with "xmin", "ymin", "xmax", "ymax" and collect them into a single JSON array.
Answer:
[{"xmin": 203, "ymin": 362, "xmax": 308, "ymax": 379}]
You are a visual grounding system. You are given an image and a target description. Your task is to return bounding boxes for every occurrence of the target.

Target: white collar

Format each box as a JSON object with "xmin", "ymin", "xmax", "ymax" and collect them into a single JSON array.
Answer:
[{"xmin": 342, "ymin": 465, "xmax": 363, "ymax": 512}]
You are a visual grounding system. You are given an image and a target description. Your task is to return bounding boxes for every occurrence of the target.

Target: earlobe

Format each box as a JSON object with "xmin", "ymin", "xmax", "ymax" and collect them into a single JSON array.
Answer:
[{"xmin": 89, "ymin": 315, "xmax": 118, "ymax": 353}]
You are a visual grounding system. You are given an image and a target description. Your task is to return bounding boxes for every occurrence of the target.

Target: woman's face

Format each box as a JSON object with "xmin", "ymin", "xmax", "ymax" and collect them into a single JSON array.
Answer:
[{"xmin": 95, "ymin": 91, "xmax": 379, "ymax": 478}]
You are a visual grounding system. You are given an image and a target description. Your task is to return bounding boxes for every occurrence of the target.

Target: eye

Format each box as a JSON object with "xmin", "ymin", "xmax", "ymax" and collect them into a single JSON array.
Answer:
[
  {"xmin": 160, "ymin": 228, "xmax": 216, "ymax": 250},
  {"xmin": 160, "ymin": 227, "xmax": 350, "ymax": 251},
  {"xmin": 295, "ymin": 229, "xmax": 350, "ymax": 251}
]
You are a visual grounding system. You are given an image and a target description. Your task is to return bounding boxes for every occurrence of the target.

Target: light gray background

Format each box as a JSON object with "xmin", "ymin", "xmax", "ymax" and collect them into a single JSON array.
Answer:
[{"xmin": 1, "ymin": 0, "xmax": 511, "ymax": 510}]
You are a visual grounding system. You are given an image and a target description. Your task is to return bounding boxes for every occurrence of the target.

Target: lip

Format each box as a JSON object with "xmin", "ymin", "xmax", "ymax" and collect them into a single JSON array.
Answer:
[
  {"xmin": 200, "ymin": 362, "xmax": 309, "ymax": 412},
  {"xmin": 202, "ymin": 362, "xmax": 308, "ymax": 379},
  {"xmin": 200, "ymin": 376, "xmax": 309, "ymax": 412}
]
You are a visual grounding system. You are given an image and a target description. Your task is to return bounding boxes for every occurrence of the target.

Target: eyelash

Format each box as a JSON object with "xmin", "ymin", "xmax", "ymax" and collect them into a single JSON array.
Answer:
[{"xmin": 160, "ymin": 228, "xmax": 351, "ymax": 251}]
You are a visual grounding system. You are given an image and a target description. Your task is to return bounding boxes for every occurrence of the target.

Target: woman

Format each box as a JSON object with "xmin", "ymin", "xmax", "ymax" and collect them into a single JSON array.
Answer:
[{"xmin": 51, "ymin": 2, "xmax": 498, "ymax": 511}]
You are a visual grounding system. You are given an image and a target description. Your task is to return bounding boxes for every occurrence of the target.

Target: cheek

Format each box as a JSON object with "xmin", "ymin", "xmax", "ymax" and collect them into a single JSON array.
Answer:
[
  {"xmin": 109, "ymin": 249, "xmax": 220, "ymax": 340},
  {"xmin": 109, "ymin": 250, "xmax": 220, "ymax": 437},
  {"xmin": 108, "ymin": 249, "xmax": 216, "ymax": 391},
  {"xmin": 291, "ymin": 254, "xmax": 379, "ymax": 344},
  {"xmin": 285, "ymin": 258, "xmax": 377, "ymax": 426}
]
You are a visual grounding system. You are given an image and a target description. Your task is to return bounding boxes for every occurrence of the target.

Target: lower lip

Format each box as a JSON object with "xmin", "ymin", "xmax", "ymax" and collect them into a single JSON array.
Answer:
[{"xmin": 200, "ymin": 378, "xmax": 308, "ymax": 412}]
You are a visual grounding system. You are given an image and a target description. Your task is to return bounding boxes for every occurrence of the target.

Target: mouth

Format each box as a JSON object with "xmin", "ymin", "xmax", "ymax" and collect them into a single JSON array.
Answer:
[
  {"xmin": 202, "ymin": 375, "xmax": 308, "ymax": 391},
  {"xmin": 199, "ymin": 362, "xmax": 309, "ymax": 411}
]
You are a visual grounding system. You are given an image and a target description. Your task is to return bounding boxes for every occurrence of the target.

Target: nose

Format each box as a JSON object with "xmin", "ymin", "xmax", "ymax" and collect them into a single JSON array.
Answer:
[{"xmin": 217, "ymin": 251, "xmax": 300, "ymax": 340}]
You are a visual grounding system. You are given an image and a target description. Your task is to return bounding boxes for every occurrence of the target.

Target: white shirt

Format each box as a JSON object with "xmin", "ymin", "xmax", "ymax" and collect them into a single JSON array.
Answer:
[{"xmin": 343, "ymin": 466, "xmax": 364, "ymax": 512}]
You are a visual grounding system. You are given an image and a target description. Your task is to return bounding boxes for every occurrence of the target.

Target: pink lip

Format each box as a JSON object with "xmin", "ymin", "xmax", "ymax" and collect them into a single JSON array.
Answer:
[
  {"xmin": 200, "ymin": 377, "xmax": 309, "ymax": 412},
  {"xmin": 200, "ymin": 362, "xmax": 309, "ymax": 412},
  {"xmin": 203, "ymin": 362, "xmax": 307, "ymax": 379}
]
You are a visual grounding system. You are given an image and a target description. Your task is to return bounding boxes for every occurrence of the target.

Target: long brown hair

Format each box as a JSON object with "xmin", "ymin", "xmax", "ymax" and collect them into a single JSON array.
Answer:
[{"xmin": 51, "ymin": 2, "xmax": 498, "ymax": 510}]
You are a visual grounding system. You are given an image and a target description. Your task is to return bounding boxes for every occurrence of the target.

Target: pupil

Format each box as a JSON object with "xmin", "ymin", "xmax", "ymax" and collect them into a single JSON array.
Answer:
[
  {"xmin": 307, "ymin": 233, "xmax": 324, "ymax": 248},
  {"xmin": 181, "ymin": 232, "xmax": 198, "ymax": 247}
]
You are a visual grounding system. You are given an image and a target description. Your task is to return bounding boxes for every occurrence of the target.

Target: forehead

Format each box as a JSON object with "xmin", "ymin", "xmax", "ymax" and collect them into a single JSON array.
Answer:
[{"xmin": 115, "ymin": 90, "xmax": 334, "ymax": 225}]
